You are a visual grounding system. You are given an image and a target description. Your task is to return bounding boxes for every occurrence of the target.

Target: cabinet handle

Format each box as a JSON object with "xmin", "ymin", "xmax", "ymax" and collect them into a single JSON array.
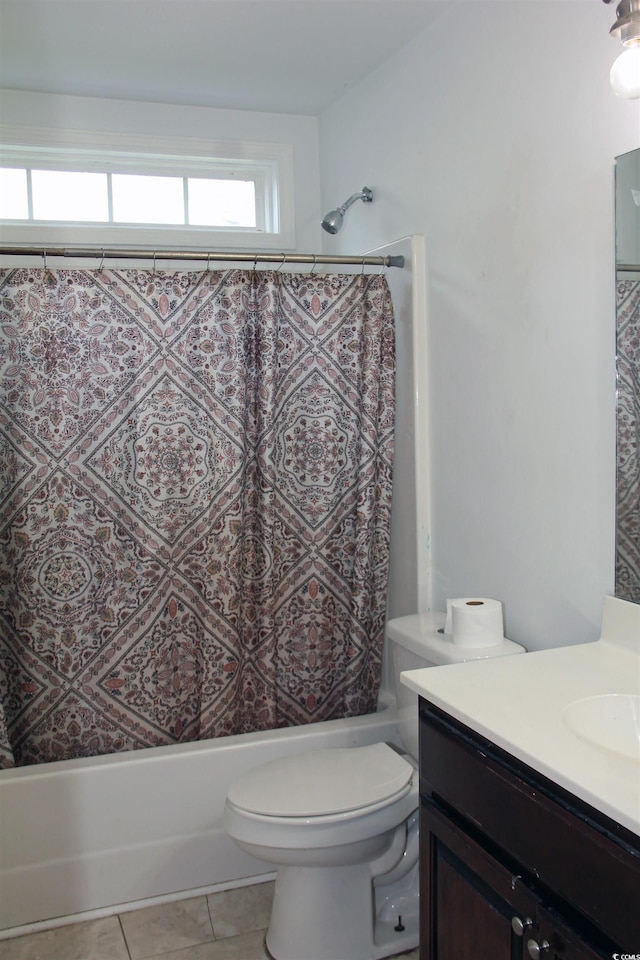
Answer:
[
  {"xmin": 511, "ymin": 916, "xmax": 534, "ymax": 937},
  {"xmin": 527, "ymin": 938, "xmax": 550, "ymax": 959}
]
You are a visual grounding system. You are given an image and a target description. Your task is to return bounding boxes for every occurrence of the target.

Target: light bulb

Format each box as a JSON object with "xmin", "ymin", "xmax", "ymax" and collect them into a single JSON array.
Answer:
[{"xmin": 610, "ymin": 43, "xmax": 640, "ymax": 99}]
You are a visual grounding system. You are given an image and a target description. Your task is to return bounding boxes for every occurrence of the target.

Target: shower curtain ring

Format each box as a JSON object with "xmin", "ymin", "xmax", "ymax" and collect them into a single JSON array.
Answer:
[
  {"xmin": 99, "ymin": 249, "xmax": 105, "ymax": 271},
  {"xmin": 276, "ymin": 253, "xmax": 286, "ymax": 273},
  {"xmin": 42, "ymin": 249, "xmax": 47, "ymax": 271},
  {"xmin": 153, "ymin": 251, "xmax": 157, "ymax": 273},
  {"xmin": 310, "ymin": 255, "xmax": 317, "ymax": 275}
]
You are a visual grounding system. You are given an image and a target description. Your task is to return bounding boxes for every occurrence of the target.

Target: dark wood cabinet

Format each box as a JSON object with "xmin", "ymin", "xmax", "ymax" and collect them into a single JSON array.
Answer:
[{"xmin": 419, "ymin": 699, "xmax": 640, "ymax": 960}]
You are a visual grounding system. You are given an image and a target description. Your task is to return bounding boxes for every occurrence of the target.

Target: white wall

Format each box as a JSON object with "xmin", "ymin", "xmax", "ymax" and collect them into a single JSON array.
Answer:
[
  {"xmin": 319, "ymin": 1, "xmax": 640, "ymax": 651},
  {"xmin": 0, "ymin": 89, "xmax": 322, "ymax": 251}
]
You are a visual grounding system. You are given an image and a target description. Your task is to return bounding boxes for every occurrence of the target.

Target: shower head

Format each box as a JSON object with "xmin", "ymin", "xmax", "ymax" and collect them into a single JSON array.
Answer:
[{"xmin": 321, "ymin": 187, "xmax": 373, "ymax": 234}]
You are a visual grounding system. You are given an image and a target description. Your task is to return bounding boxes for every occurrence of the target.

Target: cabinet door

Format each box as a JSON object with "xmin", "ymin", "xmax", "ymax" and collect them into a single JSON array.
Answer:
[{"xmin": 420, "ymin": 800, "xmax": 537, "ymax": 960}]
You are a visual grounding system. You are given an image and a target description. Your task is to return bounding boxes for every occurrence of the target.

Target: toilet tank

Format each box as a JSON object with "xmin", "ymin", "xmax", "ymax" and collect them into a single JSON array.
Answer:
[{"xmin": 387, "ymin": 613, "xmax": 526, "ymax": 759}]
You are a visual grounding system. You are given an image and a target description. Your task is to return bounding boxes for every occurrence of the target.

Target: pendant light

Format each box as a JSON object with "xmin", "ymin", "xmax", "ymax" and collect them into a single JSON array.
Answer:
[{"xmin": 603, "ymin": 0, "xmax": 640, "ymax": 98}]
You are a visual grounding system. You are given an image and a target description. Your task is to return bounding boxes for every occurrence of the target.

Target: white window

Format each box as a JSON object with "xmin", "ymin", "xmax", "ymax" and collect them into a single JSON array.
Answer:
[
  {"xmin": 0, "ymin": 130, "xmax": 295, "ymax": 250},
  {"xmin": 31, "ymin": 170, "xmax": 110, "ymax": 222},
  {"xmin": 0, "ymin": 167, "xmax": 29, "ymax": 219},
  {"xmin": 110, "ymin": 174, "xmax": 184, "ymax": 225}
]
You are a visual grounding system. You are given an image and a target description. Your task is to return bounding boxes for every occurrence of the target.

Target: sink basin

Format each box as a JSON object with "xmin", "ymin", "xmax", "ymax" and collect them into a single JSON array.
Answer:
[{"xmin": 562, "ymin": 694, "xmax": 640, "ymax": 763}]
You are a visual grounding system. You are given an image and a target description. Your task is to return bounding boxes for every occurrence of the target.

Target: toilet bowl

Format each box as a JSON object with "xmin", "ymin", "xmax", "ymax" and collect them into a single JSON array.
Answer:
[{"xmin": 224, "ymin": 612, "xmax": 526, "ymax": 960}]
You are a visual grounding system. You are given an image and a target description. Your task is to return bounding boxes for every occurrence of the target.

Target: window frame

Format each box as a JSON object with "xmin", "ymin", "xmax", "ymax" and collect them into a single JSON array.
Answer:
[{"xmin": 0, "ymin": 126, "xmax": 296, "ymax": 251}]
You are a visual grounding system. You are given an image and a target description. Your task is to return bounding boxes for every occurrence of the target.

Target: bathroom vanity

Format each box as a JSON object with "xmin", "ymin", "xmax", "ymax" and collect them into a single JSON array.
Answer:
[
  {"xmin": 400, "ymin": 596, "xmax": 640, "ymax": 960},
  {"xmin": 418, "ymin": 700, "xmax": 639, "ymax": 959}
]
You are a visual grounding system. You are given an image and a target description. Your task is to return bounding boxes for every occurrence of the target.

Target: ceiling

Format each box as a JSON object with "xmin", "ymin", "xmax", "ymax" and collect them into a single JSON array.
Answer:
[{"xmin": 0, "ymin": 0, "xmax": 449, "ymax": 115}]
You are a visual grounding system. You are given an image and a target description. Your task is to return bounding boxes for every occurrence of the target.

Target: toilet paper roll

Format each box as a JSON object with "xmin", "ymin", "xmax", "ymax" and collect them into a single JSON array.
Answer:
[{"xmin": 445, "ymin": 598, "xmax": 504, "ymax": 648}]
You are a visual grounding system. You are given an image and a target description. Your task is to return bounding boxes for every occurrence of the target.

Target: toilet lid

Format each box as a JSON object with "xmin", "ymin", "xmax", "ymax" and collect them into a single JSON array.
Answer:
[{"xmin": 227, "ymin": 742, "xmax": 413, "ymax": 817}]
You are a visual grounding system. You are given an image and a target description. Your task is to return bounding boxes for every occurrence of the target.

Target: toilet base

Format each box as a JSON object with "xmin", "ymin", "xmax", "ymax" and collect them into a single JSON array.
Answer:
[{"xmin": 265, "ymin": 854, "xmax": 419, "ymax": 960}]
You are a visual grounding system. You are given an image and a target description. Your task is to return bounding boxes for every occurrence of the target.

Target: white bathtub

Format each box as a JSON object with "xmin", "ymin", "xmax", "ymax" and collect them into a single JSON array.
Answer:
[{"xmin": 0, "ymin": 697, "xmax": 400, "ymax": 935}]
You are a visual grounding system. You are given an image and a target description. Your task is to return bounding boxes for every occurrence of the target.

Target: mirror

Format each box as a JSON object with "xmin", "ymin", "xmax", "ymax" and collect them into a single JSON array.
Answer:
[{"xmin": 615, "ymin": 147, "xmax": 640, "ymax": 603}]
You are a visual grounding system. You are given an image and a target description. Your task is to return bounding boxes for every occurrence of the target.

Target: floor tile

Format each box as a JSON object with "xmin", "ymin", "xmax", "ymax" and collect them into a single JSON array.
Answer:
[
  {"xmin": 0, "ymin": 885, "xmax": 417, "ymax": 960},
  {"xmin": 0, "ymin": 916, "xmax": 129, "ymax": 960},
  {"xmin": 120, "ymin": 896, "xmax": 214, "ymax": 960},
  {"xmin": 144, "ymin": 929, "xmax": 269, "ymax": 960},
  {"xmin": 207, "ymin": 881, "xmax": 274, "ymax": 939}
]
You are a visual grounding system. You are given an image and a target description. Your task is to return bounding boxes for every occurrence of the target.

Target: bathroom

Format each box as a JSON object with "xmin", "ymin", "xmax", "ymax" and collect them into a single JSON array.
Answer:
[{"xmin": 0, "ymin": 1, "xmax": 638, "ymax": 958}]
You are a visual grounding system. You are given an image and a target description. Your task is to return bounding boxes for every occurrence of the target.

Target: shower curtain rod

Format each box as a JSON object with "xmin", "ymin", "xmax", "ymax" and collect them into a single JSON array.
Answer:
[
  {"xmin": 0, "ymin": 245, "xmax": 404, "ymax": 268},
  {"xmin": 618, "ymin": 263, "xmax": 640, "ymax": 273}
]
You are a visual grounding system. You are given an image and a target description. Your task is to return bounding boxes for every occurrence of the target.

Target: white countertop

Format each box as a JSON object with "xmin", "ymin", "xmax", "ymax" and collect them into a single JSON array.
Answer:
[{"xmin": 400, "ymin": 596, "xmax": 640, "ymax": 837}]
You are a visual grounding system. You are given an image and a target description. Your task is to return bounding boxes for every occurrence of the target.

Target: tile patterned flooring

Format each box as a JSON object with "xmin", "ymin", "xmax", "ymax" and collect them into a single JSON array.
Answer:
[{"xmin": 0, "ymin": 881, "xmax": 420, "ymax": 960}]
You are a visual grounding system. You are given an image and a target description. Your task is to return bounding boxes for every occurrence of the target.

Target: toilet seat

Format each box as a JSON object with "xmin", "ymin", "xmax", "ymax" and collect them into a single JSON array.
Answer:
[
  {"xmin": 224, "ymin": 742, "xmax": 418, "ymax": 853},
  {"xmin": 227, "ymin": 742, "xmax": 413, "ymax": 818}
]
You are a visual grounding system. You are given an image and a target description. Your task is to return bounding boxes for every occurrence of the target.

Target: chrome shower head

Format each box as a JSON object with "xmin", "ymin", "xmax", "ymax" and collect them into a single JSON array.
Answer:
[{"xmin": 321, "ymin": 187, "xmax": 373, "ymax": 234}]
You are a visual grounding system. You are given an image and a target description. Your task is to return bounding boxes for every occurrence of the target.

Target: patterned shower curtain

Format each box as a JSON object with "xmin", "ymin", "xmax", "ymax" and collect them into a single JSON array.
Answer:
[
  {"xmin": 0, "ymin": 267, "xmax": 395, "ymax": 768},
  {"xmin": 616, "ymin": 277, "xmax": 640, "ymax": 603}
]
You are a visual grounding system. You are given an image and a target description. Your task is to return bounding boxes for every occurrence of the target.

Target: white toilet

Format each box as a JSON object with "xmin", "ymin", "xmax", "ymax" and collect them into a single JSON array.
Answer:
[{"xmin": 224, "ymin": 613, "xmax": 525, "ymax": 960}]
